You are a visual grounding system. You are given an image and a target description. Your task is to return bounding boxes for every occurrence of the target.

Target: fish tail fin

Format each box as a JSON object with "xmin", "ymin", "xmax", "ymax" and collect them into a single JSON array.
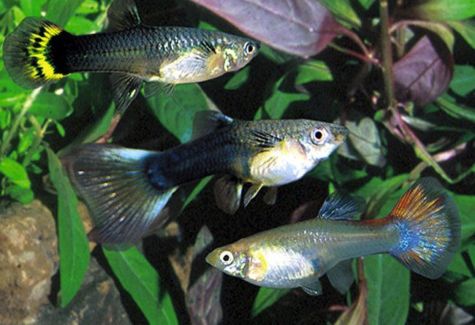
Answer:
[
  {"xmin": 62, "ymin": 144, "xmax": 176, "ymax": 244},
  {"xmin": 3, "ymin": 17, "xmax": 70, "ymax": 88},
  {"xmin": 389, "ymin": 177, "xmax": 460, "ymax": 279}
]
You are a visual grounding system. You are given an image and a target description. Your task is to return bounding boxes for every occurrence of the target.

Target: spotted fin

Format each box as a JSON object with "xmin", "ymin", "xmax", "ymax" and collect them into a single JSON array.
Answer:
[
  {"xmin": 192, "ymin": 110, "xmax": 234, "ymax": 140},
  {"xmin": 213, "ymin": 175, "xmax": 243, "ymax": 214},
  {"xmin": 327, "ymin": 260, "xmax": 354, "ymax": 294},
  {"xmin": 110, "ymin": 73, "xmax": 143, "ymax": 114},
  {"xmin": 389, "ymin": 177, "xmax": 460, "ymax": 279},
  {"xmin": 301, "ymin": 279, "xmax": 323, "ymax": 295},
  {"xmin": 318, "ymin": 192, "xmax": 365, "ymax": 221},
  {"xmin": 3, "ymin": 17, "xmax": 69, "ymax": 88},
  {"xmin": 107, "ymin": 0, "xmax": 141, "ymax": 31},
  {"xmin": 62, "ymin": 144, "xmax": 177, "ymax": 244}
]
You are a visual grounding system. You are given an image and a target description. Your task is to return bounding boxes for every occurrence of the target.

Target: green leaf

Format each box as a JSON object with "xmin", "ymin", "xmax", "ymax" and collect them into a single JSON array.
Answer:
[
  {"xmin": 410, "ymin": 0, "xmax": 475, "ymax": 21},
  {"xmin": 0, "ymin": 108, "xmax": 12, "ymax": 129},
  {"xmin": 294, "ymin": 60, "xmax": 333, "ymax": 85},
  {"xmin": 46, "ymin": 148, "xmax": 90, "ymax": 307},
  {"xmin": 65, "ymin": 15, "xmax": 101, "ymax": 34},
  {"xmin": 46, "ymin": 0, "xmax": 84, "ymax": 26},
  {"xmin": 346, "ymin": 117, "xmax": 385, "ymax": 167},
  {"xmin": 319, "ymin": 0, "xmax": 361, "ymax": 28},
  {"xmin": 255, "ymin": 75, "xmax": 309, "ymax": 119},
  {"xmin": 0, "ymin": 157, "xmax": 30, "ymax": 188},
  {"xmin": 251, "ymin": 287, "xmax": 289, "ymax": 317},
  {"xmin": 29, "ymin": 93, "xmax": 72, "ymax": 120},
  {"xmin": 6, "ymin": 184, "xmax": 34, "ymax": 204},
  {"xmin": 405, "ymin": 21, "xmax": 455, "ymax": 51},
  {"xmin": 20, "ymin": 0, "xmax": 47, "ymax": 16},
  {"xmin": 148, "ymin": 84, "xmax": 210, "ymax": 143},
  {"xmin": 450, "ymin": 65, "xmax": 475, "ymax": 96},
  {"xmin": 452, "ymin": 193, "xmax": 475, "ymax": 241},
  {"xmin": 359, "ymin": 0, "xmax": 375, "ymax": 10},
  {"xmin": 103, "ymin": 247, "xmax": 178, "ymax": 325},
  {"xmin": 224, "ymin": 66, "xmax": 250, "ymax": 90},
  {"xmin": 453, "ymin": 278, "xmax": 475, "ymax": 306},
  {"xmin": 436, "ymin": 95, "xmax": 475, "ymax": 124},
  {"xmin": 448, "ymin": 20, "xmax": 475, "ymax": 49}
]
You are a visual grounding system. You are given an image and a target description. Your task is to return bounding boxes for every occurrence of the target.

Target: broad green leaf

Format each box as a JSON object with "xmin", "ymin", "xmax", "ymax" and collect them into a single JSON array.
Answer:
[
  {"xmin": 453, "ymin": 278, "xmax": 475, "ymax": 306},
  {"xmin": 346, "ymin": 117, "xmax": 385, "ymax": 167},
  {"xmin": 148, "ymin": 84, "xmax": 210, "ymax": 143},
  {"xmin": 255, "ymin": 75, "xmax": 309, "ymax": 119},
  {"xmin": 103, "ymin": 247, "xmax": 178, "ymax": 325},
  {"xmin": 359, "ymin": 0, "xmax": 375, "ymax": 10},
  {"xmin": 319, "ymin": 0, "xmax": 361, "ymax": 28},
  {"xmin": 448, "ymin": 20, "xmax": 475, "ymax": 49},
  {"xmin": 410, "ymin": 0, "xmax": 475, "ymax": 21},
  {"xmin": 20, "ymin": 0, "xmax": 47, "ymax": 16},
  {"xmin": 452, "ymin": 193, "xmax": 475, "ymax": 240},
  {"xmin": 405, "ymin": 21, "xmax": 455, "ymax": 51},
  {"xmin": 0, "ymin": 157, "xmax": 30, "ymax": 188},
  {"xmin": 251, "ymin": 287, "xmax": 289, "ymax": 317},
  {"xmin": 65, "ymin": 16, "xmax": 101, "ymax": 34},
  {"xmin": 46, "ymin": 0, "xmax": 84, "ymax": 26},
  {"xmin": 450, "ymin": 65, "xmax": 475, "ymax": 96},
  {"xmin": 46, "ymin": 148, "xmax": 90, "ymax": 307},
  {"xmin": 225, "ymin": 66, "xmax": 250, "ymax": 90},
  {"xmin": 6, "ymin": 184, "xmax": 34, "ymax": 203},
  {"xmin": 294, "ymin": 60, "xmax": 333, "ymax": 85},
  {"xmin": 436, "ymin": 95, "xmax": 475, "ymax": 124},
  {"xmin": 29, "ymin": 93, "xmax": 73, "ymax": 120}
]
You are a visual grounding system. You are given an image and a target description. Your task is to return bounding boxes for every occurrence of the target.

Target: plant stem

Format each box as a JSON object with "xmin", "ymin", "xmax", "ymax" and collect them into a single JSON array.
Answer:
[
  {"xmin": 0, "ymin": 88, "xmax": 41, "ymax": 159},
  {"xmin": 22, "ymin": 116, "xmax": 50, "ymax": 167},
  {"xmin": 379, "ymin": 0, "xmax": 396, "ymax": 109}
]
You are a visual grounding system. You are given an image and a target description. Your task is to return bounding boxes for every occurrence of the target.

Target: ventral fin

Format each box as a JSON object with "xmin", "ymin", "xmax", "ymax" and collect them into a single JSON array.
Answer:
[
  {"xmin": 301, "ymin": 280, "xmax": 323, "ymax": 296},
  {"xmin": 318, "ymin": 192, "xmax": 365, "ymax": 221},
  {"xmin": 107, "ymin": 0, "xmax": 141, "ymax": 31},
  {"xmin": 327, "ymin": 260, "xmax": 354, "ymax": 294},
  {"xmin": 110, "ymin": 73, "xmax": 143, "ymax": 114},
  {"xmin": 243, "ymin": 183, "xmax": 264, "ymax": 207},
  {"xmin": 263, "ymin": 186, "xmax": 278, "ymax": 205},
  {"xmin": 192, "ymin": 110, "xmax": 234, "ymax": 140},
  {"xmin": 213, "ymin": 175, "xmax": 243, "ymax": 215},
  {"xmin": 143, "ymin": 81, "xmax": 174, "ymax": 98}
]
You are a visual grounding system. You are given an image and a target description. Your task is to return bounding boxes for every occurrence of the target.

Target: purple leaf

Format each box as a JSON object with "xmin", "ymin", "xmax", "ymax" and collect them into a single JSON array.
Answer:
[
  {"xmin": 191, "ymin": 0, "xmax": 343, "ymax": 57},
  {"xmin": 393, "ymin": 36, "xmax": 453, "ymax": 106}
]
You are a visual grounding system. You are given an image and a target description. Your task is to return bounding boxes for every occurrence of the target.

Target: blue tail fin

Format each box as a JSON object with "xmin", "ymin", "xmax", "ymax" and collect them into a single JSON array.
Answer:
[
  {"xmin": 62, "ymin": 144, "xmax": 176, "ymax": 244},
  {"xmin": 389, "ymin": 177, "xmax": 460, "ymax": 279}
]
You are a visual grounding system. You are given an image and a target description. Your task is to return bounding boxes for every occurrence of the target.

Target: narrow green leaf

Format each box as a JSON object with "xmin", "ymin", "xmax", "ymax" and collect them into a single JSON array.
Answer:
[
  {"xmin": 0, "ymin": 157, "xmax": 30, "ymax": 188},
  {"xmin": 46, "ymin": 147, "xmax": 90, "ymax": 307},
  {"xmin": 225, "ymin": 66, "xmax": 250, "ymax": 90},
  {"xmin": 103, "ymin": 247, "xmax": 178, "ymax": 325},
  {"xmin": 448, "ymin": 20, "xmax": 475, "ymax": 49},
  {"xmin": 46, "ymin": 0, "xmax": 84, "ymax": 26},
  {"xmin": 410, "ymin": 0, "xmax": 475, "ymax": 21},
  {"xmin": 359, "ymin": 0, "xmax": 375, "ymax": 10},
  {"xmin": 436, "ymin": 95, "xmax": 475, "ymax": 124},
  {"xmin": 294, "ymin": 60, "xmax": 333, "ymax": 85},
  {"xmin": 29, "ymin": 93, "xmax": 73, "ymax": 120},
  {"xmin": 148, "ymin": 84, "xmax": 210, "ymax": 143},
  {"xmin": 450, "ymin": 65, "xmax": 475, "ymax": 96},
  {"xmin": 182, "ymin": 176, "xmax": 213, "ymax": 210},
  {"xmin": 405, "ymin": 21, "xmax": 455, "ymax": 51},
  {"xmin": 251, "ymin": 287, "xmax": 289, "ymax": 317},
  {"xmin": 319, "ymin": 0, "xmax": 361, "ymax": 28},
  {"xmin": 454, "ymin": 278, "xmax": 475, "ymax": 306}
]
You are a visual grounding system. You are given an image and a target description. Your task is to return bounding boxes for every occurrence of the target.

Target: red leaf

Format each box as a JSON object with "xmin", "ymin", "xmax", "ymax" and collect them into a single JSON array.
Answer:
[
  {"xmin": 191, "ymin": 0, "xmax": 343, "ymax": 57},
  {"xmin": 393, "ymin": 36, "xmax": 453, "ymax": 106}
]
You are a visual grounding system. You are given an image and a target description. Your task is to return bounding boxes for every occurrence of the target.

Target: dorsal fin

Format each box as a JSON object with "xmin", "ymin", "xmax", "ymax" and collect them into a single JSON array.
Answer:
[
  {"xmin": 107, "ymin": 0, "xmax": 141, "ymax": 31},
  {"xmin": 192, "ymin": 110, "xmax": 234, "ymax": 140},
  {"xmin": 318, "ymin": 192, "xmax": 365, "ymax": 221}
]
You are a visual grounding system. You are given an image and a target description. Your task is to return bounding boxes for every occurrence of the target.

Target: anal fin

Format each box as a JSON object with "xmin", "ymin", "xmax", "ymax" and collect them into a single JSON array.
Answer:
[
  {"xmin": 301, "ymin": 279, "xmax": 323, "ymax": 296},
  {"xmin": 110, "ymin": 73, "xmax": 143, "ymax": 114},
  {"xmin": 327, "ymin": 260, "xmax": 354, "ymax": 294},
  {"xmin": 143, "ymin": 81, "xmax": 175, "ymax": 98}
]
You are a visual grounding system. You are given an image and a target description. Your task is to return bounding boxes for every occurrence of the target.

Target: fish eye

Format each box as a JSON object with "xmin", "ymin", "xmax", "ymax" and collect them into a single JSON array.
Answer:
[
  {"xmin": 311, "ymin": 128, "xmax": 327, "ymax": 144},
  {"xmin": 219, "ymin": 251, "xmax": 234, "ymax": 265},
  {"xmin": 244, "ymin": 42, "xmax": 255, "ymax": 55}
]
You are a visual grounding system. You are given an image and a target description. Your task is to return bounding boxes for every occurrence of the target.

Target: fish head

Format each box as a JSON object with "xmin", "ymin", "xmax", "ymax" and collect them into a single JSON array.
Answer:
[
  {"xmin": 206, "ymin": 242, "xmax": 268, "ymax": 283},
  {"xmin": 297, "ymin": 121, "xmax": 348, "ymax": 163},
  {"xmin": 220, "ymin": 37, "xmax": 260, "ymax": 72}
]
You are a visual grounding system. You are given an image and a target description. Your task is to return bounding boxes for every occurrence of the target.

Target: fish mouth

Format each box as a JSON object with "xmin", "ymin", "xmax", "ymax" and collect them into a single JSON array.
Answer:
[{"xmin": 205, "ymin": 250, "xmax": 218, "ymax": 267}]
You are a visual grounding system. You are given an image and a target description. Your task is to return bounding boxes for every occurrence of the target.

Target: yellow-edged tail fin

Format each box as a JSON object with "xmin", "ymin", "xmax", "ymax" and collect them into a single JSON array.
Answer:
[
  {"xmin": 389, "ymin": 177, "xmax": 460, "ymax": 279},
  {"xmin": 3, "ymin": 17, "xmax": 67, "ymax": 88}
]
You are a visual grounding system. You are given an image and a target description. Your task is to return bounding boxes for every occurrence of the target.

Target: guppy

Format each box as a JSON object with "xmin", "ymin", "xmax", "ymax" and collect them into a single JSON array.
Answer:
[
  {"xmin": 206, "ymin": 177, "xmax": 460, "ymax": 295},
  {"xmin": 62, "ymin": 111, "xmax": 348, "ymax": 244},
  {"xmin": 2, "ymin": 0, "xmax": 259, "ymax": 113}
]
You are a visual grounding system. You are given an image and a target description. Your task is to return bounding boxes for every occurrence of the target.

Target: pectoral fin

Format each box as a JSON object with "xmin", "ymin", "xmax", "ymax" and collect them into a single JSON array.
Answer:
[
  {"xmin": 301, "ymin": 280, "xmax": 323, "ymax": 296},
  {"xmin": 213, "ymin": 175, "xmax": 243, "ymax": 214},
  {"xmin": 263, "ymin": 187, "xmax": 278, "ymax": 205},
  {"xmin": 110, "ymin": 73, "xmax": 143, "ymax": 114},
  {"xmin": 143, "ymin": 82, "xmax": 174, "ymax": 98},
  {"xmin": 243, "ymin": 183, "xmax": 264, "ymax": 207},
  {"xmin": 327, "ymin": 260, "xmax": 354, "ymax": 294}
]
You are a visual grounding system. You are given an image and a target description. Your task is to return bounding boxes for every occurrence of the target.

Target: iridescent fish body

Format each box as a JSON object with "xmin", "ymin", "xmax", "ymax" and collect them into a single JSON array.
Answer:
[
  {"xmin": 206, "ymin": 178, "xmax": 460, "ymax": 295},
  {"xmin": 2, "ymin": 0, "xmax": 259, "ymax": 112},
  {"xmin": 62, "ymin": 111, "xmax": 348, "ymax": 244}
]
